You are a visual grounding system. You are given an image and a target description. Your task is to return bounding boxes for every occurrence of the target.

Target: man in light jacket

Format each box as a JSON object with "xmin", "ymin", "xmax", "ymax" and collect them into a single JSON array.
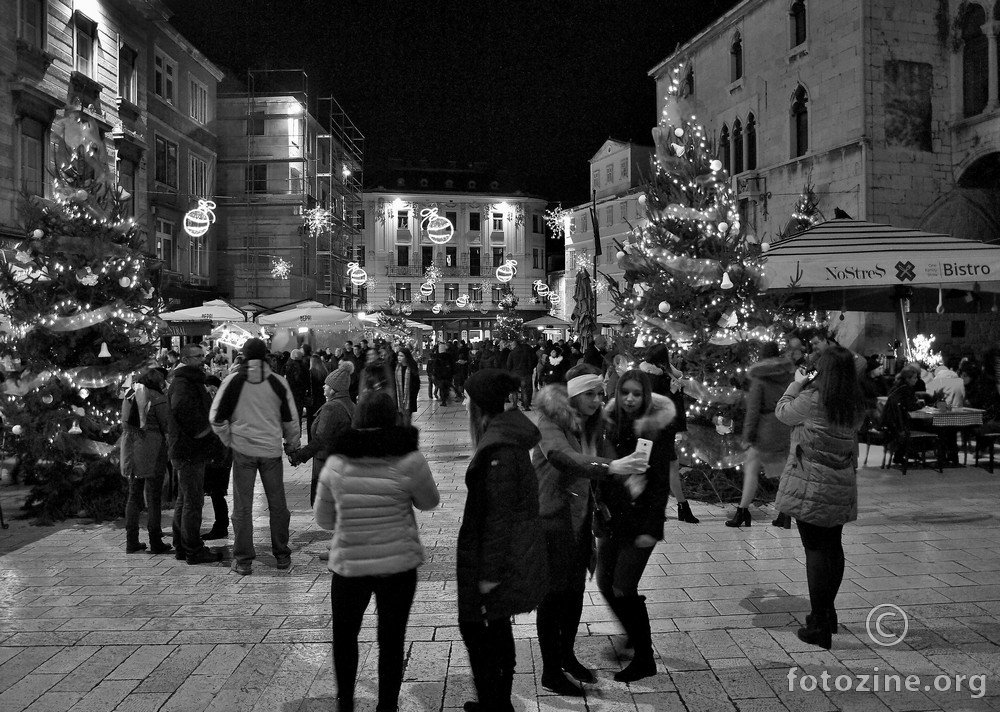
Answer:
[{"xmin": 210, "ymin": 338, "xmax": 301, "ymax": 576}]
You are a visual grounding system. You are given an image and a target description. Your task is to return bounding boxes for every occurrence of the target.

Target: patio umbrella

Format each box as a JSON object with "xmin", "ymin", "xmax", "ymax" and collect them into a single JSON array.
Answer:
[
  {"xmin": 571, "ymin": 268, "xmax": 597, "ymax": 346},
  {"xmin": 258, "ymin": 303, "xmax": 360, "ymax": 330},
  {"xmin": 159, "ymin": 299, "xmax": 249, "ymax": 322},
  {"xmin": 359, "ymin": 313, "xmax": 433, "ymax": 331},
  {"xmin": 522, "ymin": 315, "xmax": 573, "ymax": 329}
]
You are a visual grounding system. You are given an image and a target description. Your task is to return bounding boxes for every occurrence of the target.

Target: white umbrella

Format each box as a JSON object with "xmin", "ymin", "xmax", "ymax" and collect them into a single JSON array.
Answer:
[
  {"xmin": 359, "ymin": 313, "xmax": 433, "ymax": 331},
  {"xmin": 159, "ymin": 299, "xmax": 248, "ymax": 322},
  {"xmin": 258, "ymin": 303, "xmax": 360, "ymax": 330},
  {"xmin": 522, "ymin": 315, "xmax": 573, "ymax": 329}
]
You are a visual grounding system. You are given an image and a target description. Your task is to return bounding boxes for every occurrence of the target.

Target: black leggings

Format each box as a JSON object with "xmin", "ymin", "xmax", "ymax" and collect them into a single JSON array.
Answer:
[
  {"xmin": 796, "ymin": 520, "xmax": 845, "ymax": 616},
  {"xmin": 459, "ymin": 617, "xmax": 515, "ymax": 704},
  {"xmin": 595, "ymin": 536, "xmax": 655, "ymax": 598},
  {"xmin": 331, "ymin": 568, "xmax": 417, "ymax": 707}
]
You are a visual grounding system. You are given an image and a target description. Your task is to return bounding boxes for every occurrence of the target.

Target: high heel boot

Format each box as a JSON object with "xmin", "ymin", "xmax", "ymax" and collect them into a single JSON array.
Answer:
[
  {"xmin": 797, "ymin": 611, "xmax": 832, "ymax": 650},
  {"xmin": 771, "ymin": 512, "xmax": 792, "ymax": 529},
  {"xmin": 725, "ymin": 507, "xmax": 751, "ymax": 528},
  {"xmin": 613, "ymin": 595, "xmax": 657, "ymax": 682},
  {"xmin": 677, "ymin": 501, "xmax": 700, "ymax": 524}
]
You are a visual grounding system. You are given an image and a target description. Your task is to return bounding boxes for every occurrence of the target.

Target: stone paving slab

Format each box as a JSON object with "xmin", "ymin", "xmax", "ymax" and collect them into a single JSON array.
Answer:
[{"xmin": 2, "ymin": 393, "xmax": 1000, "ymax": 710}]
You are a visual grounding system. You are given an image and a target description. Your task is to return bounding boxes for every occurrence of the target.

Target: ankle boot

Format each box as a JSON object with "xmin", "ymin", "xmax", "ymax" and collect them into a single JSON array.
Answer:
[
  {"xmin": 558, "ymin": 592, "xmax": 594, "ymax": 683},
  {"xmin": 797, "ymin": 612, "xmax": 832, "ymax": 650},
  {"xmin": 561, "ymin": 650, "xmax": 595, "ymax": 684},
  {"xmin": 537, "ymin": 598, "xmax": 581, "ymax": 696},
  {"xmin": 808, "ymin": 609, "xmax": 839, "ymax": 634},
  {"xmin": 149, "ymin": 536, "xmax": 173, "ymax": 555},
  {"xmin": 725, "ymin": 507, "xmax": 751, "ymax": 528},
  {"xmin": 125, "ymin": 530, "xmax": 146, "ymax": 554},
  {"xmin": 772, "ymin": 512, "xmax": 792, "ymax": 529},
  {"xmin": 614, "ymin": 595, "xmax": 657, "ymax": 683},
  {"xmin": 677, "ymin": 501, "xmax": 700, "ymax": 524}
]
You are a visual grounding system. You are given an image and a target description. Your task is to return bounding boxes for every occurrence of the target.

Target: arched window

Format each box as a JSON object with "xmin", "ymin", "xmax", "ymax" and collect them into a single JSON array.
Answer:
[
  {"xmin": 791, "ymin": 85, "xmax": 809, "ymax": 158},
  {"xmin": 683, "ymin": 65, "xmax": 695, "ymax": 97},
  {"xmin": 746, "ymin": 113, "xmax": 757, "ymax": 171},
  {"xmin": 719, "ymin": 125, "xmax": 731, "ymax": 173},
  {"xmin": 730, "ymin": 33, "xmax": 743, "ymax": 82},
  {"xmin": 790, "ymin": 0, "xmax": 807, "ymax": 47},
  {"xmin": 732, "ymin": 119, "xmax": 744, "ymax": 174},
  {"xmin": 962, "ymin": 4, "xmax": 988, "ymax": 117}
]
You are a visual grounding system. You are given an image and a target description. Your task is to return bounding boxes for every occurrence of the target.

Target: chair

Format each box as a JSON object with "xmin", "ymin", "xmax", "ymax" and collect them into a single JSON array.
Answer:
[
  {"xmin": 859, "ymin": 409, "xmax": 887, "ymax": 467},
  {"xmin": 881, "ymin": 395, "xmax": 942, "ymax": 475},
  {"xmin": 973, "ymin": 431, "xmax": 1000, "ymax": 473}
]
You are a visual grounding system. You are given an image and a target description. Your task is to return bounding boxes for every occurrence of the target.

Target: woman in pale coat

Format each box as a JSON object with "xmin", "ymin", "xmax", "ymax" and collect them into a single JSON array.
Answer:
[
  {"xmin": 314, "ymin": 389, "xmax": 440, "ymax": 712},
  {"xmin": 774, "ymin": 346, "xmax": 865, "ymax": 650}
]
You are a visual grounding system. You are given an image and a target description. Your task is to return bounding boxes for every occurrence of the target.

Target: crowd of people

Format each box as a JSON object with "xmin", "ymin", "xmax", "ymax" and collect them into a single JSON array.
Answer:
[{"xmin": 117, "ymin": 326, "xmax": 1000, "ymax": 711}]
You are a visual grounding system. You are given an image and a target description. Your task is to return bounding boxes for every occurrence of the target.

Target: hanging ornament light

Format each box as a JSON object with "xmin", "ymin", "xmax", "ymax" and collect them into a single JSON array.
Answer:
[
  {"xmin": 183, "ymin": 199, "xmax": 217, "ymax": 238},
  {"xmin": 720, "ymin": 272, "xmax": 734, "ymax": 289},
  {"xmin": 68, "ymin": 420, "xmax": 83, "ymax": 435},
  {"xmin": 496, "ymin": 259, "xmax": 517, "ymax": 283},
  {"xmin": 658, "ymin": 301, "xmax": 671, "ymax": 314},
  {"xmin": 431, "ymin": 303, "xmax": 442, "ymax": 314},
  {"xmin": 347, "ymin": 262, "xmax": 368, "ymax": 287},
  {"xmin": 421, "ymin": 207, "xmax": 455, "ymax": 245},
  {"xmin": 420, "ymin": 281, "xmax": 435, "ymax": 297},
  {"xmin": 98, "ymin": 342, "xmax": 112, "ymax": 358}
]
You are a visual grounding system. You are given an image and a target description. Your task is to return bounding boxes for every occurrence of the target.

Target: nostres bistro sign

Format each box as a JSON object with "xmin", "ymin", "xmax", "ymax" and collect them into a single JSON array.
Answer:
[{"xmin": 817, "ymin": 259, "xmax": 992, "ymax": 286}]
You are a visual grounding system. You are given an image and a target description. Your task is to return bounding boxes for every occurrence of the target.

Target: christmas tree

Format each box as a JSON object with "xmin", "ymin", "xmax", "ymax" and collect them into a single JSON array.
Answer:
[
  {"xmin": 0, "ymin": 105, "xmax": 162, "ymax": 522},
  {"xmin": 607, "ymin": 65, "xmax": 796, "ymax": 473},
  {"xmin": 779, "ymin": 183, "xmax": 824, "ymax": 240},
  {"xmin": 494, "ymin": 285, "xmax": 523, "ymax": 342}
]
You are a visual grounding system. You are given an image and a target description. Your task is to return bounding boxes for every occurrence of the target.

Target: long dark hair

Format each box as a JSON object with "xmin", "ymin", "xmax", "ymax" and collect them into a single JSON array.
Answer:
[
  {"xmin": 353, "ymin": 389, "xmax": 398, "ymax": 429},
  {"xmin": 815, "ymin": 346, "xmax": 863, "ymax": 426},
  {"xmin": 565, "ymin": 363, "xmax": 604, "ymax": 443},
  {"xmin": 398, "ymin": 346, "xmax": 418, "ymax": 371},
  {"xmin": 609, "ymin": 369, "xmax": 652, "ymax": 444}
]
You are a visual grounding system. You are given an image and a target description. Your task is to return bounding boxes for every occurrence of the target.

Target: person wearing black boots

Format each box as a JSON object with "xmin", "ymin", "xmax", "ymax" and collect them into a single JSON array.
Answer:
[
  {"xmin": 774, "ymin": 346, "xmax": 865, "ymax": 649},
  {"xmin": 639, "ymin": 345, "xmax": 699, "ymax": 523},
  {"xmin": 201, "ymin": 375, "xmax": 231, "ymax": 542},
  {"xmin": 726, "ymin": 342, "xmax": 794, "ymax": 528},
  {"xmin": 457, "ymin": 370, "xmax": 547, "ymax": 712},
  {"xmin": 532, "ymin": 364, "xmax": 647, "ymax": 696},
  {"xmin": 597, "ymin": 369, "xmax": 676, "ymax": 682}
]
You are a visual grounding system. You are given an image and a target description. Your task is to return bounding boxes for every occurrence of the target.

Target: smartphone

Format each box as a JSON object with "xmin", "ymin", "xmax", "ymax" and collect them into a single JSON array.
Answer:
[{"xmin": 634, "ymin": 438, "xmax": 653, "ymax": 465}]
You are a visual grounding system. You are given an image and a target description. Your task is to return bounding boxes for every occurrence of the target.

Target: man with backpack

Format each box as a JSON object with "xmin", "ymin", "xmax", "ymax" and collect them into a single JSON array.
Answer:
[{"xmin": 210, "ymin": 338, "xmax": 300, "ymax": 575}]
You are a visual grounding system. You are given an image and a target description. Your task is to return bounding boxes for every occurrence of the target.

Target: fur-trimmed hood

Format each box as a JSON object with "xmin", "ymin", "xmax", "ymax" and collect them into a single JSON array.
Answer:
[
  {"xmin": 330, "ymin": 425, "xmax": 420, "ymax": 458},
  {"xmin": 747, "ymin": 356, "xmax": 796, "ymax": 382},
  {"xmin": 533, "ymin": 383, "xmax": 581, "ymax": 434},
  {"xmin": 604, "ymin": 392, "xmax": 677, "ymax": 438}
]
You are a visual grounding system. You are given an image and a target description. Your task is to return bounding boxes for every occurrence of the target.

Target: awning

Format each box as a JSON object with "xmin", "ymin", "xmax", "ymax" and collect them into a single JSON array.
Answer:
[
  {"xmin": 522, "ymin": 315, "xmax": 572, "ymax": 329},
  {"xmin": 159, "ymin": 299, "xmax": 249, "ymax": 322},
  {"xmin": 762, "ymin": 219, "xmax": 1000, "ymax": 293}
]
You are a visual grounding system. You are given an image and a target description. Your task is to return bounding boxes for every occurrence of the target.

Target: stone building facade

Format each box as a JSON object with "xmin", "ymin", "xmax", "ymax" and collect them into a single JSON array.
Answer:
[{"xmin": 361, "ymin": 162, "xmax": 549, "ymax": 342}]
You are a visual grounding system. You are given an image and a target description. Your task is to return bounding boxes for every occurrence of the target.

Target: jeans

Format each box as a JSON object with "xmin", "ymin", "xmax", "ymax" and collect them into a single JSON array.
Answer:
[
  {"xmin": 231, "ymin": 451, "xmax": 291, "ymax": 565},
  {"xmin": 331, "ymin": 568, "xmax": 417, "ymax": 708},
  {"xmin": 595, "ymin": 535, "xmax": 654, "ymax": 598},
  {"xmin": 517, "ymin": 376, "xmax": 533, "ymax": 407},
  {"xmin": 171, "ymin": 460, "xmax": 206, "ymax": 557},
  {"xmin": 435, "ymin": 378, "xmax": 452, "ymax": 403},
  {"xmin": 796, "ymin": 520, "xmax": 845, "ymax": 617},
  {"xmin": 125, "ymin": 474, "xmax": 165, "ymax": 539}
]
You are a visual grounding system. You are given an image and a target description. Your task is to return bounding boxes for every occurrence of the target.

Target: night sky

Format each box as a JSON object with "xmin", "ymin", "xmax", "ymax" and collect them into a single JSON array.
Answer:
[{"xmin": 164, "ymin": 0, "xmax": 741, "ymax": 206}]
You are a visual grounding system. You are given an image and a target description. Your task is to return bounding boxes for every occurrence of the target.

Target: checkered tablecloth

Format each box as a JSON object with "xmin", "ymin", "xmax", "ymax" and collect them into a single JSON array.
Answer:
[{"xmin": 911, "ymin": 407, "xmax": 985, "ymax": 428}]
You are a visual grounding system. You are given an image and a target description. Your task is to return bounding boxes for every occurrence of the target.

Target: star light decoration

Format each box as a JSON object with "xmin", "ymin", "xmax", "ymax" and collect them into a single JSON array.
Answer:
[
  {"xmin": 303, "ymin": 207, "xmax": 333, "ymax": 238},
  {"xmin": 544, "ymin": 204, "xmax": 573, "ymax": 241},
  {"xmin": 271, "ymin": 258, "xmax": 292, "ymax": 280}
]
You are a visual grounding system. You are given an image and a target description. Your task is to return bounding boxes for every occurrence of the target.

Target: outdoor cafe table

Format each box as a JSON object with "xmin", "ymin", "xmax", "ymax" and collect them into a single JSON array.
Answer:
[{"xmin": 910, "ymin": 406, "xmax": 985, "ymax": 468}]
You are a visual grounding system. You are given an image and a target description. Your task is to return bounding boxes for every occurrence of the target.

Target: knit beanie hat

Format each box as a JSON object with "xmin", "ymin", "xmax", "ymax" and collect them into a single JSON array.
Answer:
[
  {"xmin": 324, "ymin": 360, "xmax": 354, "ymax": 394},
  {"xmin": 243, "ymin": 338, "xmax": 267, "ymax": 361},
  {"xmin": 464, "ymin": 368, "xmax": 519, "ymax": 416}
]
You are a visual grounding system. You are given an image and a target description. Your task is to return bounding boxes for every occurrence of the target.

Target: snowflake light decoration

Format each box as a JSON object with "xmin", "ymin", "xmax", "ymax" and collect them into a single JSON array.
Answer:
[
  {"xmin": 594, "ymin": 278, "xmax": 608, "ymax": 296},
  {"xmin": 303, "ymin": 207, "xmax": 333, "ymax": 238},
  {"xmin": 545, "ymin": 204, "xmax": 573, "ymax": 240},
  {"xmin": 479, "ymin": 279, "xmax": 494, "ymax": 293},
  {"xmin": 271, "ymin": 258, "xmax": 292, "ymax": 280},
  {"xmin": 424, "ymin": 264, "xmax": 443, "ymax": 283}
]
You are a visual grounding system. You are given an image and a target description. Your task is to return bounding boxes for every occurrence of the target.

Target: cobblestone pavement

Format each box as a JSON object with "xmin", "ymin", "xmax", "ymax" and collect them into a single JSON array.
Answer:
[{"xmin": 2, "ymin": 392, "xmax": 1000, "ymax": 711}]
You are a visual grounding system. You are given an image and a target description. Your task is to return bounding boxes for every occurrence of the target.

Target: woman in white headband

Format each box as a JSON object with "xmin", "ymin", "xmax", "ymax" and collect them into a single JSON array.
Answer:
[{"xmin": 531, "ymin": 363, "xmax": 648, "ymax": 696}]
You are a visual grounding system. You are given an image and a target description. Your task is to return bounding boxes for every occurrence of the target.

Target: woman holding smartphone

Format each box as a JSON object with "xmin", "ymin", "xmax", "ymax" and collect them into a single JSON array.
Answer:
[{"xmin": 595, "ymin": 369, "xmax": 675, "ymax": 682}]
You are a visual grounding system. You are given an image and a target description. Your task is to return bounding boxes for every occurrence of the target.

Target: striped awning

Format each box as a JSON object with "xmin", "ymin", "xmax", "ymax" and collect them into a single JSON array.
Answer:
[{"xmin": 762, "ymin": 219, "xmax": 1000, "ymax": 292}]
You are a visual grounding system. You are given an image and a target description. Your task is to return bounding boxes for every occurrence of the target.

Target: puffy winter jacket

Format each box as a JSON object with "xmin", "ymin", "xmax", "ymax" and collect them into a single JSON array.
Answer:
[
  {"xmin": 209, "ymin": 360, "xmax": 300, "ymax": 458},
  {"xmin": 742, "ymin": 356, "xmax": 795, "ymax": 455}
]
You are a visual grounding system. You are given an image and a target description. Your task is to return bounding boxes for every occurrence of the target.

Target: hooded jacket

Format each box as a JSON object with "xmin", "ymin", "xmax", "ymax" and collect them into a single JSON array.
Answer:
[
  {"xmin": 774, "ymin": 381, "xmax": 864, "ymax": 527},
  {"xmin": 210, "ymin": 360, "xmax": 301, "ymax": 458},
  {"xmin": 457, "ymin": 409, "xmax": 547, "ymax": 622},
  {"xmin": 295, "ymin": 394, "xmax": 355, "ymax": 481},
  {"xmin": 167, "ymin": 364, "xmax": 215, "ymax": 465},
  {"xmin": 531, "ymin": 384, "xmax": 615, "ymax": 536},
  {"xmin": 315, "ymin": 426, "xmax": 440, "ymax": 577},
  {"xmin": 596, "ymin": 393, "xmax": 676, "ymax": 540},
  {"xmin": 121, "ymin": 386, "xmax": 169, "ymax": 479},
  {"xmin": 742, "ymin": 356, "xmax": 795, "ymax": 455}
]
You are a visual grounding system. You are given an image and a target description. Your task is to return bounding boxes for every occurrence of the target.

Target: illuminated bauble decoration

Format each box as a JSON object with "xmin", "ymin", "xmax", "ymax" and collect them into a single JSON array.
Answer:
[
  {"xmin": 496, "ymin": 259, "xmax": 517, "ymax": 283},
  {"xmin": 718, "ymin": 222, "xmax": 729, "ymax": 233},
  {"xmin": 533, "ymin": 280, "xmax": 549, "ymax": 297},
  {"xmin": 658, "ymin": 301, "xmax": 671, "ymax": 314},
  {"xmin": 119, "ymin": 276, "xmax": 132, "ymax": 288},
  {"xmin": 11, "ymin": 425, "xmax": 22, "ymax": 435},
  {"xmin": 761, "ymin": 242, "xmax": 770, "ymax": 252},
  {"xmin": 710, "ymin": 159, "xmax": 723, "ymax": 172},
  {"xmin": 74, "ymin": 189, "xmax": 89, "ymax": 202},
  {"xmin": 402, "ymin": 303, "xmax": 413, "ymax": 316},
  {"xmin": 674, "ymin": 127, "xmax": 685, "ymax": 138},
  {"xmin": 98, "ymin": 342, "xmax": 112, "ymax": 359},
  {"xmin": 184, "ymin": 199, "xmax": 217, "ymax": 238},
  {"xmin": 549, "ymin": 293, "xmax": 561, "ymax": 306},
  {"xmin": 420, "ymin": 281, "xmax": 434, "ymax": 297},
  {"xmin": 616, "ymin": 251, "xmax": 625, "ymax": 260},
  {"xmin": 637, "ymin": 194, "xmax": 647, "ymax": 209},
  {"xmin": 42, "ymin": 394, "xmax": 53, "ymax": 404},
  {"xmin": 421, "ymin": 207, "xmax": 455, "ymax": 245},
  {"xmin": 79, "ymin": 388, "xmax": 90, "ymax": 399},
  {"xmin": 456, "ymin": 295, "xmax": 469, "ymax": 308},
  {"xmin": 32, "ymin": 229, "xmax": 44, "ymax": 239},
  {"xmin": 720, "ymin": 272, "xmax": 734, "ymax": 289},
  {"xmin": 432, "ymin": 304, "xmax": 442, "ymax": 314},
  {"xmin": 347, "ymin": 262, "xmax": 368, "ymax": 287}
]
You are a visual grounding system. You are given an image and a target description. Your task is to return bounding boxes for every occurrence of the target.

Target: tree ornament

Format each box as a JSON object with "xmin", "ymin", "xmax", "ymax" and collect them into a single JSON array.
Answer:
[
  {"xmin": 638, "ymin": 194, "xmax": 647, "ymax": 210},
  {"xmin": 658, "ymin": 301, "xmax": 671, "ymax": 314},
  {"xmin": 420, "ymin": 207, "xmax": 455, "ymax": 245},
  {"xmin": 68, "ymin": 420, "xmax": 83, "ymax": 435},
  {"xmin": 32, "ymin": 229, "xmax": 44, "ymax": 239},
  {"xmin": 674, "ymin": 127, "xmax": 685, "ymax": 138},
  {"xmin": 710, "ymin": 159, "xmax": 723, "ymax": 172},
  {"xmin": 119, "ymin": 276, "xmax": 132, "ymax": 288},
  {"xmin": 183, "ymin": 199, "xmax": 217, "ymax": 238},
  {"xmin": 761, "ymin": 242, "xmax": 770, "ymax": 252},
  {"xmin": 718, "ymin": 222, "xmax": 729, "ymax": 233},
  {"xmin": 936, "ymin": 288, "xmax": 945, "ymax": 314},
  {"xmin": 616, "ymin": 250, "xmax": 625, "ymax": 260},
  {"xmin": 98, "ymin": 342, "xmax": 112, "ymax": 358},
  {"xmin": 42, "ymin": 394, "xmax": 53, "ymax": 404},
  {"xmin": 496, "ymin": 259, "xmax": 517, "ymax": 283},
  {"xmin": 75, "ymin": 189, "xmax": 89, "ymax": 202},
  {"xmin": 720, "ymin": 272, "xmax": 734, "ymax": 289},
  {"xmin": 79, "ymin": 388, "xmax": 90, "ymax": 399},
  {"xmin": 11, "ymin": 425, "xmax": 22, "ymax": 436}
]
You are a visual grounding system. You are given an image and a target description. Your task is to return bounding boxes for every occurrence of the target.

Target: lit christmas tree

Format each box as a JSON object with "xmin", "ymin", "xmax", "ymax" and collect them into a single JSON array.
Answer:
[
  {"xmin": 493, "ymin": 285, "xmax": 523, "ymax": 342},
  {"xmin": 608, "ymin": 65, "xmax": 796, "ymax": 472},
  {"xmin": 780, "ymin": 183, "xmax": 824, "ymax": 240},
  {"xmin": 0, "ymin": 106, "xmax": 162, "ymax": 522}
]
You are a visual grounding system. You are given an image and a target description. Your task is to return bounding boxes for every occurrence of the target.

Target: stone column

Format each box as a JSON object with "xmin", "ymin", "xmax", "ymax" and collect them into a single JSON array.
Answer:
[{"xmin": 985, "ymin": 21, "xmax": 1000, "ymax": 110}]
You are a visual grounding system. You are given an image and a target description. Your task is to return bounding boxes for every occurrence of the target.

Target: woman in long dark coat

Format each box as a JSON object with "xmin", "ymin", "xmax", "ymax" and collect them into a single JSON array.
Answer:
[
  {"xmin": 457, "ymin": 369, "xmax": 547, "ymax": 712},
  {"xmin": 394, "ymin": 346, "xmax": 421, "ymax": 427}
]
